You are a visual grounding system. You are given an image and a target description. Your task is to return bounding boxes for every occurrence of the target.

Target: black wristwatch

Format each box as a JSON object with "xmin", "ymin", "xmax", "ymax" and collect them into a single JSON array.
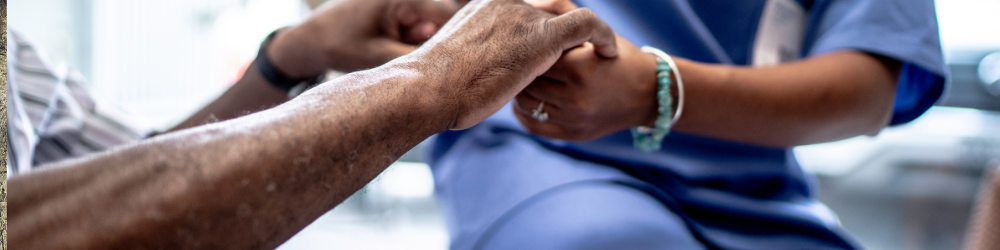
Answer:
[{"xmin": 254, "ymin": 29, "xmax": 324, "ymax": 93}]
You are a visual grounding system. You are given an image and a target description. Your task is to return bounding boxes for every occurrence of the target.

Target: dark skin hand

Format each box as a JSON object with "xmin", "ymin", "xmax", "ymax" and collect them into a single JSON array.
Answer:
[
  {"xmin": 516, "ymin": 0, "xmax": 901, "ymax": 147},
  {"xmin": 8, "ymin": 0, "xmax": 617, "ymax": 249},
  {"xmin": 514, "ymin": 36, "xmax": 657, "ymax": 141},
  {"xmin": 169, "ymin": 0, "xmax": 461, "ymax": 132}
]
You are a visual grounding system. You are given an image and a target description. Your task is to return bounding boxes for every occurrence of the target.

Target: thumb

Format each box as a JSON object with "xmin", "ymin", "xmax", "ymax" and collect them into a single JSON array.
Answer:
[{"xmin": 545, "ymin": 8, "xmax": 618, "ymax": 58}]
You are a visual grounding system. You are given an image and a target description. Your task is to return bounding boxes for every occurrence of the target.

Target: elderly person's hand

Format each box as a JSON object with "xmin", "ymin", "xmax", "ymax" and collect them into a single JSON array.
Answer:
[
  {"xmin": 515, "ymin": 0, "xmax": 659, "ymax": 141},
  {"xmin": 403, "ymin": 0, "xmax": 619, "ymax": 129},
  {"xmin": 268, "ymin": 0, "xmax": 462, "ymax": 78}
]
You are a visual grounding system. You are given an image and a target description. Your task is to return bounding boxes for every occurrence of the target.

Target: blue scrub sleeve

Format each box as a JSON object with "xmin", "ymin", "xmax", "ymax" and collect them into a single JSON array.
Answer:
[{"xmin": 802, "ymin": 0, "xmax": 949, "ymax": 125}]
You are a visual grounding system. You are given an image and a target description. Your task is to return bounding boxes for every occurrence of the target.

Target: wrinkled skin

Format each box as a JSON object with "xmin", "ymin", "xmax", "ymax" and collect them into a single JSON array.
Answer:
[{"xmin": 8, "ymin": 0, "xmax": 616, "ymax": 249}]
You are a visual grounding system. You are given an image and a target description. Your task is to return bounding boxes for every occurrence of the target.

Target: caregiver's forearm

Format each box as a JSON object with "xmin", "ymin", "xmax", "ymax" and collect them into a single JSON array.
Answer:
[
  {"xmin": 8, "ymin": 64, "xmax": 452, "ymax": 249},
  {"xmin": 168, "ymin": 62, "xmax": 289, "ymax": 132},
  {"xmin": 671, "ymin": 51, "xmax": 900, "ymax": 146}
]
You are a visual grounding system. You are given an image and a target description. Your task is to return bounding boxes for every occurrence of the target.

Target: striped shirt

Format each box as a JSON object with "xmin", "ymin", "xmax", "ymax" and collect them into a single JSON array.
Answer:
[{"xmin": 6, "ymin": 29, "xmax": 151, "ymax": 175}]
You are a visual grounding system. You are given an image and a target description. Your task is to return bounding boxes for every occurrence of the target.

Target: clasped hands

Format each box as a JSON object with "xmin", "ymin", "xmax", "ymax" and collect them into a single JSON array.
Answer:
[
  {"xmin": 515, "ymin": 0, "xmax": 663, "ymax": 141},
  {"xmin": 274, "ymin": 0, "xmax": 649, "ymax": 136}
]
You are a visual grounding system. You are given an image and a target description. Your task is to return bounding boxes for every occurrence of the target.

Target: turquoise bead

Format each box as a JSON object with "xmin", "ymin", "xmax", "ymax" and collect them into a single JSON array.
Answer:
[{"xmin": 632, "ymin": 50, "xmax": 677, "ymax": 152}]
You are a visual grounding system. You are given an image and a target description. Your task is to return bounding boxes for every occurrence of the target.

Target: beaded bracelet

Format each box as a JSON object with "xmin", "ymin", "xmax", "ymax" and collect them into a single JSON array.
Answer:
[{"xmin": 632, "ymin": 46, "xmax": 685, "ymax": 152}]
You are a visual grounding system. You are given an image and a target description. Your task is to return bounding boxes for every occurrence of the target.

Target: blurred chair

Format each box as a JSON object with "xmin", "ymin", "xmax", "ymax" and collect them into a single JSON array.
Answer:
[{"xmin": 965, "ymin": 161, "xmax": 1000, "ymax": 250}]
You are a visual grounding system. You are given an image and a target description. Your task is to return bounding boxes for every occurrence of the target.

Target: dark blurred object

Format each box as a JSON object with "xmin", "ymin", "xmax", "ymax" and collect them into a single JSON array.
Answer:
[{"xmin": 964, "ymin": 162, "xmax": 1000, "ymax": 250}]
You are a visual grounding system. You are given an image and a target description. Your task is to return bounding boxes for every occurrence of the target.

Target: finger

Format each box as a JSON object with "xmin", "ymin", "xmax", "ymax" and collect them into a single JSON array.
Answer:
[
  {"xmin": 513, "ymin": 91, "xmax": 586, "ymax": 132},
  {"xmin": 512, "ymin": 97, "xmax": 574, "ymax": 140},
  {"xmin": 545, "ymin": 8, "xmax": 618, "ymax": 58},
  {"xmin": 392, "ymin": 0, "xmax": 456, "ymax": 41},
  {"xmin": 513, "ymin": 99, "xmax": 591, "ymax": 141},
  {"xmin": 402, "ymin": 21, "xmax": 439, "ymax": 44},
  {"xmin": 514, "ymin": 110, "xmax": 574, "ymax": 140},
  {"xmin": 415, "ymin": 0, "xmax": 461, "ymax": 26},
  {"xmin": 522, "ymin": 76, "xmax": 572, "ymax": 104},
  {"xmin": 370, "ymin": 38, "xmax": 418, "ymax": 64},
  {"xmin": 525, "ymin": 0, "xmax": 578, "ymax": 15},
  {"xmin": 512, "ymin": 92, "xmax": 561, "ymax": 117},
  {"xmin": 539, "ymin": 44, "xmax": 595, "ymax": 83},
  {"xmin": 397, "ymin": 0, "xmax": 460, "ymax": 44}
]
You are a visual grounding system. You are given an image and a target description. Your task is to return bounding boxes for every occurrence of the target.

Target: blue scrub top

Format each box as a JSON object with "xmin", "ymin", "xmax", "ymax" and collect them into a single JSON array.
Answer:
[{"xmin": 429, "ymin": 0, "xmax": 948, "ymax": 249}]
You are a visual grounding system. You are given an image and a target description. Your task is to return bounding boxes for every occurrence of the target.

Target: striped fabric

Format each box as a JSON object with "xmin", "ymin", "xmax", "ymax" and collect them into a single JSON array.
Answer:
[{"xmin": 6, "ymin": 30, "xmax": 151, "ymax": 175}]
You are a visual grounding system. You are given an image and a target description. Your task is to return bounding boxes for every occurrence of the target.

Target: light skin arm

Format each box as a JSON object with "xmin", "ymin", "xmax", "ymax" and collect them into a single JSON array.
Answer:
[
  {"xmin": 8, "ymin": 0, "xmax": 618, "ymax": 249},
  {"xmin": 517, "ymin": 1, "xmax": 900, "ymax": 147}
]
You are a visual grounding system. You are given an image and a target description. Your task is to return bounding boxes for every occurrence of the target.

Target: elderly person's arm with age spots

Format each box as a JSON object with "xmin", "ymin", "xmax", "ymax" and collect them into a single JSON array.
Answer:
[{"xmin": 7, "ymin": 0, "xmax": 616, "ymax": 249}]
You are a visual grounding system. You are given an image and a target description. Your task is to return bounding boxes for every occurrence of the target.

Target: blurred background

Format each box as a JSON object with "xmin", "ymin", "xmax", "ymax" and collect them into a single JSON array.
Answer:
[{"xmin": 8, "ymin": 0, "xmax": 1000, "ymax": 249}]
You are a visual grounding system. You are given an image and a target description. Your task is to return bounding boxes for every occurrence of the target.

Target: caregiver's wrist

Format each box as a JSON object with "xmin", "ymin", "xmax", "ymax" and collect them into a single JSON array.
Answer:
[
  {"xmin": 269, "ymin": 26, "xmax": 329, "ymax": 79},
  {"xmin": 636, "ymin": 52, "xmax": 661, "ymax": 128},
  {"xmin": 635, "ymin": 52, "xmax": 687, "ymax": 128}
]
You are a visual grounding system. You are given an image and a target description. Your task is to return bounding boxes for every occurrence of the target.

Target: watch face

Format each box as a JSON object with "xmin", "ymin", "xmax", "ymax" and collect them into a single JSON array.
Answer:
[{"xmin": 980, "ymin": 51, "xmax": 1000, "ymax": 97}]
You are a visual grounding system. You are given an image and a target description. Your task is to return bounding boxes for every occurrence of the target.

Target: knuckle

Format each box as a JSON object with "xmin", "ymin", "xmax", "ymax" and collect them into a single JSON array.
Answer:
[{"xmin": 577, "ymin": 8, "xmax": 597, "ymax": 22}]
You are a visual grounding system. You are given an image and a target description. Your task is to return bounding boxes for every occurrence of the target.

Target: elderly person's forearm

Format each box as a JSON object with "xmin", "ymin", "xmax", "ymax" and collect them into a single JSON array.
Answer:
[
  {"xmin": 8, "ymin": 0, "xmax": 617, "ymax": 249},
  {"xmin": 9, "ymin": 64, "xmax": 449, "ymax": 249}
]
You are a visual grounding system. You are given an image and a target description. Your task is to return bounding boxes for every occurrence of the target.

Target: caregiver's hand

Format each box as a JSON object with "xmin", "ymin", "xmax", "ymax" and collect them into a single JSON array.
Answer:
[
  {"xmin": 523, "ymin": 0, "xmax": 900, "ymax": 147},
  {"xmin": 269, "ymin": 0, "xmax": 461, "ymax": 78},
  {"xmin": 514, "ymin": 0, "xmax": 659, "ymax": 141},
  {"xmin": 514, "ymin": 36, "xmax": 659, "ymax": 141},
  {"xmin": 408, "ymin": 0, "xmax": 618, "ymax": 129},
  {"xmin": 168, "ymin": 0, "xmax": 463, "ymax": 133}
]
